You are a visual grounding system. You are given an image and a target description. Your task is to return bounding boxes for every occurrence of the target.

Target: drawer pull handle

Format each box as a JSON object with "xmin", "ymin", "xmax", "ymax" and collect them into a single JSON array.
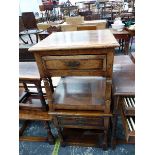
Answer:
[{"xmin": 65, "ymin": 61, "xmax": 80, "ymax": 69}]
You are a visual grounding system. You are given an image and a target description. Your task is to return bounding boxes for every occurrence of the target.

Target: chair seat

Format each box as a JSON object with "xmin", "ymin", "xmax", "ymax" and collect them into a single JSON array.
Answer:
[
  {"xmin": 19, "ymin": 29, "xmax": 44, "ymax": 35},
  {"xmin": 19, "ymin": 62, "xmax": 40, "ymax": 81},
  {"xmin": 53, "ymin": 76, "xmax": 106, "ymax": 111}
]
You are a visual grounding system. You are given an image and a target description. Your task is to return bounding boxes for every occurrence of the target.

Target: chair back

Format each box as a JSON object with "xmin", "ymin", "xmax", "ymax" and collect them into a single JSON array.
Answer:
[
  {"xmin": 22, "ymin": 12, "xmax": 38, "ymax": 29},
  {"xmin": 39, "ymin": 5, "xmax": 45, "ymax": 12}
]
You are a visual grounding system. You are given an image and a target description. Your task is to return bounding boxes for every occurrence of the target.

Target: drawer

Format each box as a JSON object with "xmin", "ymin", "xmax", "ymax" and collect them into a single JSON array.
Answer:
[
  {"xmin": 122, "ymin": 96, "xmax": 135, "ymax": 116},
  {"xmin": 120, "ymin": 104, "xmax": 135, "ymax": 143},
  {"xmin": 57, "ymin": 116, "xmax": 104, "ymax": 129},
  {"xmin": 42, "ymin": 55, "xmax": 106, "ymax": 74}
]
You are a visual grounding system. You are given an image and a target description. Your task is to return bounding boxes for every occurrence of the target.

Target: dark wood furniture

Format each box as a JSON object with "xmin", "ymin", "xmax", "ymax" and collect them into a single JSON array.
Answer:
[
  {"xmin": 19, "ymin": 44, "xmax": 35, "ymax": 62},
  {"xmin": 19, "ymin": 12, "xmax": 44, "ymax": 44},
  {"xmin": 125, "ymin": 27, "xmax": 135, "ymax": 50},
  {"xmin": 19, "ymin": 62, "xmax": 55, "ymax": 143},
  {"xmin": 111, "ymin": 55, "xmax": 135, "ymax": 148},
  {"xmin": 110, "ymin": 29, "xmax": 130, "ymax": 55},
  {"xmin": 29, "ymin": 30, "xmax": 119, "ymax": 149}
]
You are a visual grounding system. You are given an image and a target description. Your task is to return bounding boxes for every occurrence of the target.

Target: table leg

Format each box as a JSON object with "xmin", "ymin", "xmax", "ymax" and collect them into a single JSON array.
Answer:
[
  {"xmin": 124, "ymin": 37, "xmax": 130, "ymax": 55},
  {"xmin": 36, "ymin": 34, "xmax": 39, "ymax": 43},
  {"xmin": 111, "ymin": 96, "xmax": 120, "ymax": 149}
]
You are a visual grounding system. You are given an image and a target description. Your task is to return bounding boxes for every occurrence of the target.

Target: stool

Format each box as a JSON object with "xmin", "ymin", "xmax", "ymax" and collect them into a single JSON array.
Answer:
[{"xmin": 19, "ymin": 62, "xmax": 55, "ymax": 144}]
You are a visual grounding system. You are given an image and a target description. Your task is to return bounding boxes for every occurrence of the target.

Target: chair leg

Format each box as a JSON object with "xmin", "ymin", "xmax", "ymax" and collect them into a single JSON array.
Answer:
[
  {"xmin": 19, "ymin": 34, "xmax": 28, "ymax": 44},
  {"xmin": 53, "ymin": 116, "xmax": 64, "ymax": 145},
  {"xmin": 103, "ymin": 130, "xmax": 108, "ymax": 150},
  {"xmin": 28, "ymin": 34, "xmax": 33, "ymax": 44},
  {"xmin": 102, "ymin": 117, "xmax": 110, "ymax": 150}
]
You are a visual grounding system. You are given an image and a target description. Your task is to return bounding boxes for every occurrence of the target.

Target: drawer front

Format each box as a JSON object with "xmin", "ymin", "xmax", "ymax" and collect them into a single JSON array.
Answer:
[
  {"xmin": 57, "ymin": 116, "xmax": 104, "ymax": 128},
  {"xmin": 42, "ymin": 55, "xmax": 106, "ymax": 71}
]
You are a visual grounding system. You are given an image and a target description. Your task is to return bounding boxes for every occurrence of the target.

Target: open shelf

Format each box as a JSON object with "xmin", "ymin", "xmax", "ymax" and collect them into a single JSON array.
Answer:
[
  {"xmin": 122, "ymin": 96, "xmax": 135, "ymax": 116},
  {"xmin": 61, "ymin": 128, "xmax": 105, "ymax": 147},
  {"xmin": 120, "ymin": 101, "xmax": 135, "ymax": 144}
]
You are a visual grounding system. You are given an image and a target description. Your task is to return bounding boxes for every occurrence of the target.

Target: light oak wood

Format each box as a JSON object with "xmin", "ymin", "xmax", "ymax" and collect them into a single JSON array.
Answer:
[
  {"xmin": 77, "ymin": 25, "xmax": 97, "ymax": 31},
  {"xmin": 28, "ymin": 29, "xmax": 119, "ymax": 149},
  {"xmin": 29, "ymin": 30, "xmax": 119, "ymax": 52}
]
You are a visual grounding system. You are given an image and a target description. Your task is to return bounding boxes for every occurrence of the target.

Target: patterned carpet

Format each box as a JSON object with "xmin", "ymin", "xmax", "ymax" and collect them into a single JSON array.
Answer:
[{"xmin": 19, "ymin": 117, "xmax": 135, "ymax": 155}]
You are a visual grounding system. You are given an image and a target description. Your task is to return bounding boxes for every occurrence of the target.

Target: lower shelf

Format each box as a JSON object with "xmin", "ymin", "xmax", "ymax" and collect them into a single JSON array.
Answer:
[
  {"xmin": 120, "ymin": 104, "xmax": 135, "ymax": 143},
  {"xmin": 61, "ymin": 128, "xmax": 105, "ymax": 147}
]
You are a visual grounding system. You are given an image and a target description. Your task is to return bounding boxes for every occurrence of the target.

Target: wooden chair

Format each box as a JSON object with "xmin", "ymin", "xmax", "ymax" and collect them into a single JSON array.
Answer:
[
  {"xmin": 19, "ymin": 62, "xmax": 55, "ymax": 144},
  {"xmin": 20, "ymin": 12, "xmax": 44, "ymax": 44},
  {"xmin": 22, "ymin": 12, "xmax": 38, "ymax": 30},
  {"xmin": 77, "ymin": 25, "xmax": 97, "ymax": 31}
]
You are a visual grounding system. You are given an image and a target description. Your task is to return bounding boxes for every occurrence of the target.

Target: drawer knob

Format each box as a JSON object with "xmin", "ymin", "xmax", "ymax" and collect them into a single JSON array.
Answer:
[{"xmin": 65, "ymin": 61, "xmax": 80, "ymax": 69}]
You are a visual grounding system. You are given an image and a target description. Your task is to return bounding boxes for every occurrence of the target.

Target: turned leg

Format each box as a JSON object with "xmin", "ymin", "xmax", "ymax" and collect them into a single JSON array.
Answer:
[
  {"xmin": 103, "ymin": 129, "xmax": 108, "ymax": 150},
  {"xmin": 102, "ymin": 117, "xmax": 110, "ymax": 150},
  {"xmin": 111, "ymin": 114, "xmax": 118, "ymax": 149},
  {"xmin": 44, "ymin": 121, "xmax": 55, "ymax": 144},
  {"xmin": 48, "ymin": 77, "xmax": 54, "ymax": 93},
  {"xmin": 53, "ymin": 116, "xmax": 64, "ymax": 145},
  {"xmin": 111, "ymin": 96, "xmax": 120, "ymax": 149},
  {"xmin": 124, "ymin": 36, "xmax": 130, "ymax": 55},
  {"xmin": 35, "ymin": 82, "xmax": 47, "ymax": 111}
]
